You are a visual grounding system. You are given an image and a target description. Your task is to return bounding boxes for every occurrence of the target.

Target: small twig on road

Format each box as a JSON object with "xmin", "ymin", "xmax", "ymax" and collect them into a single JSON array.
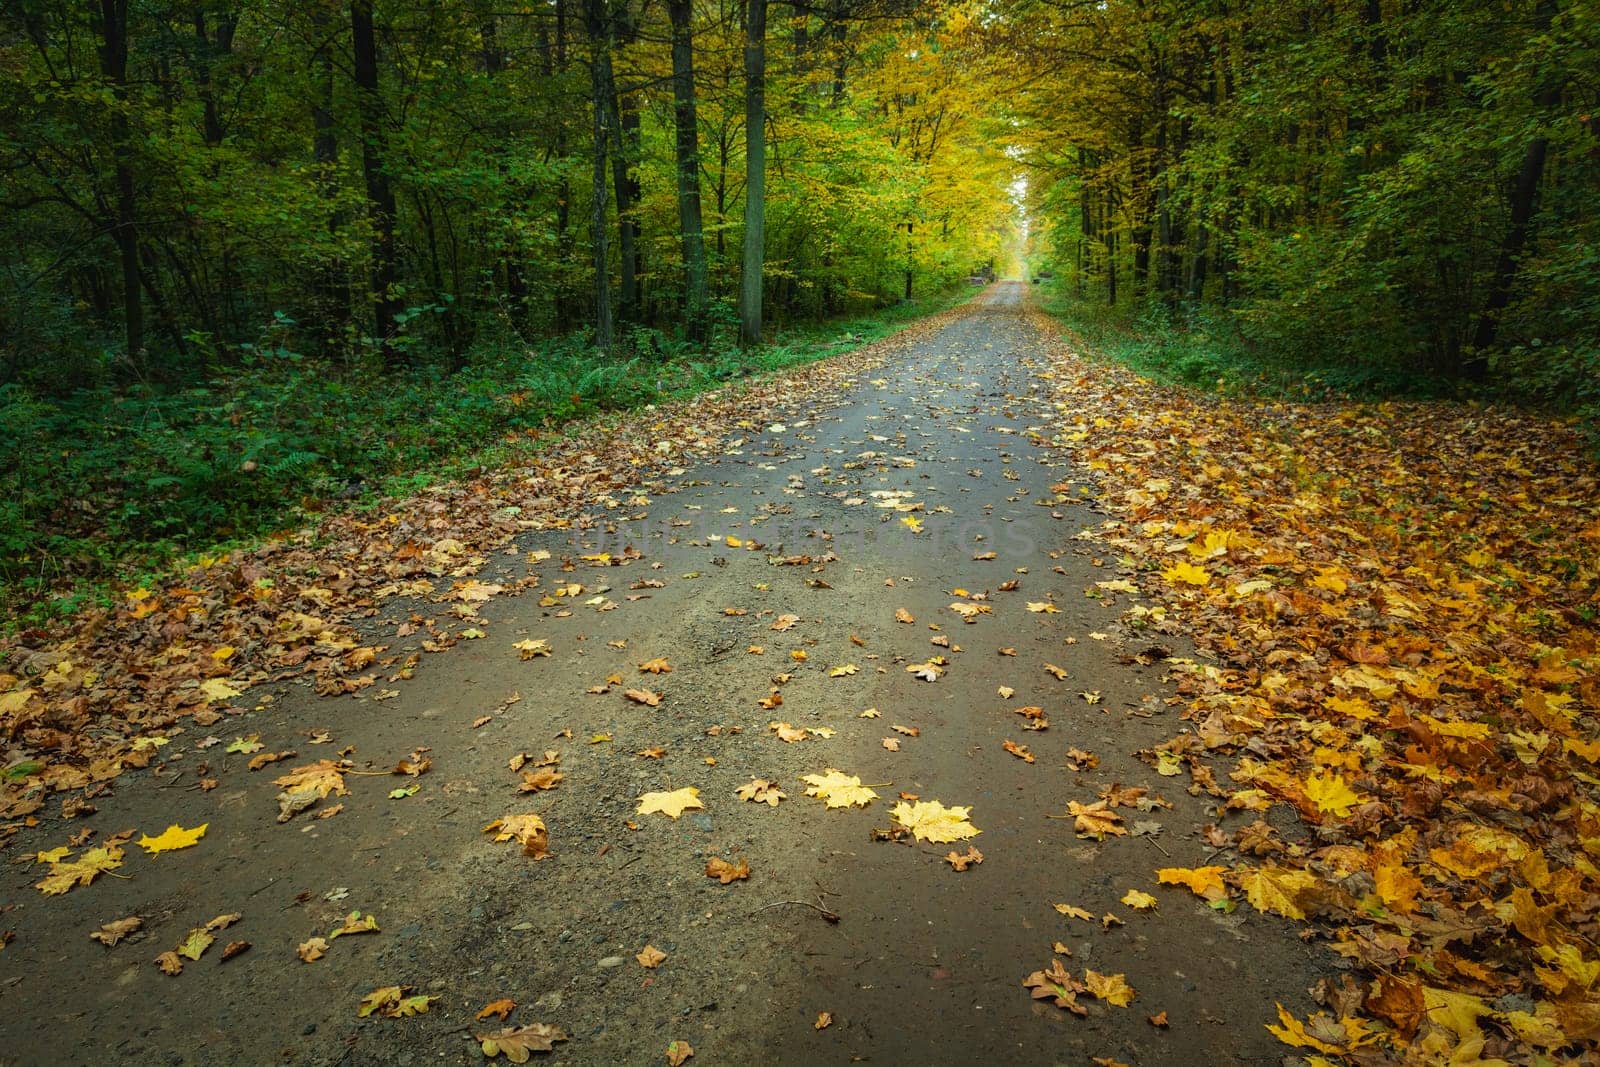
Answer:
[
  {"xmin": 1143, "ymin": 836, "xmax": 1171, "ymax": 858},
  {"xmin": 754, "ymin": 899, "xmax": 841, "ymax": 924}
]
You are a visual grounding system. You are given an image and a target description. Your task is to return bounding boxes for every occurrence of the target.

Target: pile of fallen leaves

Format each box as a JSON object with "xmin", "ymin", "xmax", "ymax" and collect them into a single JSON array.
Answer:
[
  {"xmin": 0, "ymin": 309, "xmax": 968, "ymax": 840},
  {"xmin": 1031, "ymin": 304, "xmax": 1600, "ymax": 1060}
]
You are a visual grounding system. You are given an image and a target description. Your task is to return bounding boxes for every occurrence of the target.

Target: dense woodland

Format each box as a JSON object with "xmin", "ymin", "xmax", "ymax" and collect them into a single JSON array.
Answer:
[
  {"xmin": 1, "ymin": 0, "xmax": 1597, "ymax": 606},
  {"xmin": 1007, "ymin": 0, "xmax": 1600, "ymax": 391}
]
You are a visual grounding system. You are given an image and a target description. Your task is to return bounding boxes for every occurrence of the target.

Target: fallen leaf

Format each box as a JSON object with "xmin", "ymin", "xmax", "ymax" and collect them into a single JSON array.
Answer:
[
  {"xmin": 705, "ymin": 856, "xmax": 750, "ymax": 883},
  {"xmin": 635, "ymin": 788, "xmax": 704, "ymax": 819},
  {"xmin": 1022, "ymin": 957, "xmax": 1087, "ymax": 1014},
  {"xmin": 1067, "ymin": 800, "xmax": 1126, "ymax": 839},
  {"xmin": 665, "ymin": 1039, "xmax": 694, "ymax": 1067},
  {"xmin": 1156, "ymin": 866, "xmax": 1229, "ymax": 901},
  {"xmin": 89, "ymin": 916, "xmax": 142, "ymax": 947},
  {"xmin": 637, "ymin": 945, "xmax": 668, "ymax": 968},
  {"xmin": 1120, "ymin": 889, "xmax": 1158, "ymax": 910},
  {"xmin": 945, "ymin": 846, "xmax": 984, "ymax": 871},
  {"xmin": 891, "ymin": 800, "xmax": 980, "ymax": 843},
  {"xmin": 477, "ymin": 999, "xmax": 516, "ymax": 1022},
  {"xmin": 814, "ymin": 1011, "xmax": 833, "ymax": 1030},
  {"xmin": 483, "ymin": 814, "xmax": 551, "ymax": 858},
  {"xmin": 518, "ymin": 768, "xmax": 564, "ymax": 793},
  {"xmin": 801, "ymin": 769, "xmax": 878, "ymax": 809},
  {"xmin": 328, "ymin": 911, "xmax": 380, "ymax": 939},
  {"xmin": 479, "ymin": 1023, "xmax": 568, "ymax": 1060},
  {"xmin": 625, "ymin": 689, "xmax": 663, "ymax": 707},
  {"xmin": 34, "ymin": 845, "xmax": 123, "ymax": 896},
  {"xmin": 272, "ymin": 759, "xmax": 350, "ymax": 822},
  {"xmin": 298, "ymin": 937, "xmax": 328, "ymax": 962},
  {"xmin": 735, "ymin": 779, "xmax": 786, "ymax": 806},
  {"xmin": 1003, "ymin": 740, "xmax": 1035, "ymax": 763},
  {"xmin": 138, "ymin": 823, "xmax": 209, "ymax": 855},
  {"xmin": 359, "ymin": 986, "xmax": 437, "ymax": 1019},
  {"xmin": 1084, "ymin": 970, "xmax": 1136, "ymax": 1007}
]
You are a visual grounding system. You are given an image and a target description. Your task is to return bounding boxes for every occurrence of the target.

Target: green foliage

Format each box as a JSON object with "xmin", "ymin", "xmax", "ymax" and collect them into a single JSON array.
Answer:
[
  {"xmin": 1008, "ymin": 0, "xmax": 1600, "ymax": 398},
  {"xmin": 0, "ymin": 289, "xmax": 969, "ymax": 621}
]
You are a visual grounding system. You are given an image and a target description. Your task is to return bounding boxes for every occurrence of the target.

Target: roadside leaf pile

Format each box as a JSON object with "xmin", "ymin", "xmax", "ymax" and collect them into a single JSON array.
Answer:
[
  {"xmin": 0, "ymin": 313, "xmax": 964, "ymax": 838},
  {"xmin": 1035, "ymin": 305, "xmax": 1600, "ymax": 1058}
]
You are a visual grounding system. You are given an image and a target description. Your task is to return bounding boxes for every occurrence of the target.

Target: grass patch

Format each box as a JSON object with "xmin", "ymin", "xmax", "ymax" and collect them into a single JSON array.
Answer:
[
  {"xmin": 1, "ymin": 288, "xmax": 974, "ymax": 627},
  {"xmin": 1032, "ymin": 280, "xmax": 1452, "ymax": 402}
]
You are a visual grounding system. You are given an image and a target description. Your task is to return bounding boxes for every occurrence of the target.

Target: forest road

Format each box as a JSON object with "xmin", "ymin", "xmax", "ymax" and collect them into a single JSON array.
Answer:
[{"xmin": 0, "ymin": 282, "xmax": 1326, "ymax": 1066}]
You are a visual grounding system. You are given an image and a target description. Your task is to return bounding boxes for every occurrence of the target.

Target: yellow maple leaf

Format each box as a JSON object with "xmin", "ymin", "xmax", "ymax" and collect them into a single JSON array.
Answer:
[
  {"xmin": 1157, "ymin": 866, "xmax": 1228, "ymax": 900},
  {"xmin": 1303, "ymin": 770, "xmax": 1360, "ymax": 817},
  {"xmin": 801, "ymin": 769, "xmax": 878, "ymax": 809},
  {"xmin": 1084, "ymin": 970, "xmax": 1136, "ymax": 1006},
  {"xmin": 1067, "ymin": 800, "xmax": 1126, "ymax": 839},
  {"xmin": 198, "ymin": 677, "xmax": 243, "ymax": 702},
  {"xmin": 137, "ymin": 823, "xmax": 208, "ymax": 855},
  {"xmin": 635, "ymin": 787, "xmax": 704, "ymax": 819},
  {"xmin": 1266, "ymin": 1003, "xmax": 1377, "ymax": 1054},
  {"xmin": 33, "ymin": 845, "xmax": 124, "ymax": 896},
  {"xmin": 1161, "ymin": 561, "xmax": 1210, "ymax": 586},
  {"xmin": 359, "ymin": 986, "xmax": 437, "ymax": 1018},
  {"xmin": 1238, "ymin": 867, "xmax": 1319, "ymax": 920},
  {"xmin": 1053, "ymin": 903, "xmax": 1094, "ymax": 921},
  {"xmin": 482, "ymin": 814, "xmax": 550, "ymax": 858},
  {"xmin": 891, "ymin": 799, "xmax": 980, "ymax": 843},
  {"xmin": 900, "ymin": 515, "xmax": 923, "ymax": 533},
  {"xmin": 1373, "ymin": 861, "xmax": 1423, "ymax": 913},
  {"xmin": 1120, "ymin": 889, "xmax": 1158, "ymax": 910}
]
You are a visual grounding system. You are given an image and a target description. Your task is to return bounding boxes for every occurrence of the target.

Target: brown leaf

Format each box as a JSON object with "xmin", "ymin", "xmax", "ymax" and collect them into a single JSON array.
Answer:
[
  {"xmin": 945, "ymin": 846, "xmax": 983, "ymax": 871},
  {"xmin": 624, "ymin": 689, "xmax": 662, "ymax": 707},
  {"xmin": 705, "ymin": 856, "xmax": 750, "ymax": 884},
  {"xmin": 476, "ymin": 998, "xmax": 516, "ymax": 1022},
  {"xmin": 88, "ymin": 916, "xmax": 143, "ymax": 947},
  {"xmin": 517, "ymin": 768, "xmax": 564, "ymax": 793}
]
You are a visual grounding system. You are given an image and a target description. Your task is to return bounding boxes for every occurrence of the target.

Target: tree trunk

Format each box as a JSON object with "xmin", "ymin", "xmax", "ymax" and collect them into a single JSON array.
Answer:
[
  {"xmin": 903, "ymin": 220, "xmax": 913, "ymax": 301},
  {"xmin": 668, "ymin": 0, "xmax": 709, "ymax": 344},
  {"xmin": 350, "ymin": 0, "xmax": 402, "ymax": 365},
  {"xmin": 596, "ymin": 4, "xmax": 638, "ymax": 323},
  {"xmin": 584, "ymin": 0, "xmax": 614, "ymax": 351},
  {"xmin": 96, "ymin": 0, "xmax": 143, "ymax": 362},
  {"xmin": 738, "ymin": 0, "xmax": 767, "ymax": 349},
  {"xmin": 311, "ymin": 7, "xmax": 349, "ymax": 359},
  {"xmin": 1466, "ymin": 83, "xmax": 1562, "ymax": 379}
]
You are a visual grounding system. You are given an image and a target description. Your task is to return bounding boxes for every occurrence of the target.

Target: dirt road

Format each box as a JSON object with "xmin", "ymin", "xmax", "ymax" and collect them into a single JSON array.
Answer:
[{"xmin": 0, "ymin": 283, "xmax": 1326, "ymax": 1065}]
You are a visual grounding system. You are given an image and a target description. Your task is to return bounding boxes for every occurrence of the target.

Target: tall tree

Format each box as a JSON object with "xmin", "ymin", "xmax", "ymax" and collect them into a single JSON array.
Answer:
[
  {"xmin": 350, "ymin": 0, "xmax": 401, "ymax": 364},
  {"xmin": 584, "ymin": 0, "xmax": 615, "ymax": 351},
  {"xmin": 668, "ymin": 0, "xmax": 709, "ymax": 343},
  {"xmin": 94, "ymin": 0, "xmax": 142, "ymax": 361},
  {"xmin": 739, "ymin": 0, "xmax": 767, "ymax": 349}
]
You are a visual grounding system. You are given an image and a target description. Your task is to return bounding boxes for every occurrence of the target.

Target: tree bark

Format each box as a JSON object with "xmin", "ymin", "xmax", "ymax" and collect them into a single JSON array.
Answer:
[
  {"xmin": 1466, "ymin": 83, "xmax": 1562, "ymax": 379},
  {"xmin": 738, "ymin": 0, "xmax": 767, "ymax": 349},
  {"xmin": 95, "ymin": 0, "xmax": 143, "ymax": 362},
  {"xmin": 668, "ymin": 0, "xmax": 709, "ymax": 343},
  {"xmin": 350, "ymin": 0, "xmax": 402, "ymax": 365},
  {"xmin": 583, "ymin": 0, "xmax": 614, "ymax": 351}
]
